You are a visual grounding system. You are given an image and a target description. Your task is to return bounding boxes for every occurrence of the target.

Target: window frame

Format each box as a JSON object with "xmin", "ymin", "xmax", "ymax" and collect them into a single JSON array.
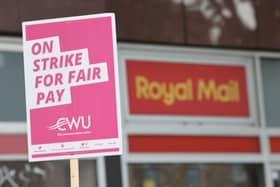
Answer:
[{"xmin": 118, "ymin": 43, "xmax": 280, "ymax": 187}]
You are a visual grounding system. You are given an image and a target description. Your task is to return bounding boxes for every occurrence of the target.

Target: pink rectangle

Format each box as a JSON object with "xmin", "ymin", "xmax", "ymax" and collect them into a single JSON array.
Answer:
[{"xmin": 22, "ymin": 13, "xmax": 122, "ymax": 161}]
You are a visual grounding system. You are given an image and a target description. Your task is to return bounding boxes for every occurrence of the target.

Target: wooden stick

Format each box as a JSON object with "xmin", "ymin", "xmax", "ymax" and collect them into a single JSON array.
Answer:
[{"xmin": 70, "ymin": 158, "xmax": 79, "ymax": 187}]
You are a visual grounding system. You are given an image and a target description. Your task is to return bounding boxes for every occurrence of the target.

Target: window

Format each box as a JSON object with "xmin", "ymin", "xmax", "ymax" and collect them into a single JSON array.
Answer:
[
  {"xmin": 272, "ymin": 169, "xmax": 280, "ymax": 187},
  {"xmin": 0, "ymin": 52, "xmax": 25, "ymax": 122},
  {"xmin": 261, "ymin": 58, "xmax": 280, "ymax": 127},
  {"xmin": 0, "ymin": 160, "xmax": 97, "ymax": 187},
  {"xmin": 129, "ymin": 163, "xmax": 264, "ymax": 187}
]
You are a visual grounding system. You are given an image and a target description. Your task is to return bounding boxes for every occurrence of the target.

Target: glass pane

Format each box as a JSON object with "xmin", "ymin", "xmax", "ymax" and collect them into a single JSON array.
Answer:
[
  {"xmin": 273, "ymin": 170, "xmax": 280, "ymax": 187},
  {"xmin": 129, "ymin": 163, "xmax": 264, "ymax": 187},
  {"xmin": 261, "ymin": 58, "xmax": 280, "ymax": 127},
  {"xmin": 0, "ymin": 160, "xmax": 97, "ymax": 187},
  {"xmin": 0, "ymin": 52, "xmax": 26, "ymax": 121}
]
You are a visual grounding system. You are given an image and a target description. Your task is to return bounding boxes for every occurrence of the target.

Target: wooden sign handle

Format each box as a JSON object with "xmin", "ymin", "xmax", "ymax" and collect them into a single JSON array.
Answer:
[{"xmin": 70, "ymin": 159, "xmax": 79, "ymax": 187}]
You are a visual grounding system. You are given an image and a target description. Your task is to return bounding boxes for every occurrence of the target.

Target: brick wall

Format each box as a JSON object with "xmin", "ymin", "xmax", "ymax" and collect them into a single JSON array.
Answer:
[{"xmin": 0, "ymin": 0, "xmax": 279, "ymax": 50}]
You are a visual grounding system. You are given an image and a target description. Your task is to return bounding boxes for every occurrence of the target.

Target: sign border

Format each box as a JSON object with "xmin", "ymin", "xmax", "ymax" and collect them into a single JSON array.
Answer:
[{"xmin": 22, "ymin": 13, "xmax": 122, "ymax": 162}]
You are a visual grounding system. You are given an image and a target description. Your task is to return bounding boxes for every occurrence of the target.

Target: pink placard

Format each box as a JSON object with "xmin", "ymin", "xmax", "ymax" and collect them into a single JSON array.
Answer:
[{"xmin": 22, "ymin": 13, "xmax": 122, "ymax": 161}]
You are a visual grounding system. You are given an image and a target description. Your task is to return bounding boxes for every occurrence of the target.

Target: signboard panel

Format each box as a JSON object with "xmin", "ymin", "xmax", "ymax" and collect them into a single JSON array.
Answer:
[
  {"xmin": 22, "ymin": 14, "xmax": 122, "ymax": 161},
  {"xmin": 126, "ymin": 59, "xmax": 250, "ymax": 117}
]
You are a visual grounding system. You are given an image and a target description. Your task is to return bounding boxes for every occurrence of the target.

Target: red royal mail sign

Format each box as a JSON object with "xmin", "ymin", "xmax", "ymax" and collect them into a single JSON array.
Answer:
[{"xmin": 126, "ymin": 60, "xmax": 250, "ymax": 117}]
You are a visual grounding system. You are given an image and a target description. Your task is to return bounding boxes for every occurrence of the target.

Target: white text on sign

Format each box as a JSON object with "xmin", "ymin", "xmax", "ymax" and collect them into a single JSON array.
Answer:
[{"xmin": 25, "ymin": 36, "xmax": 108, "ymax": 109}]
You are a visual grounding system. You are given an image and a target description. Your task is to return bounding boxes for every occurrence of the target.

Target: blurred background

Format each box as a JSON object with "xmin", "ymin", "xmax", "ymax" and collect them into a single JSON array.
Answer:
[{"xmin": 0, "ymin": 0, "xmax": 280, "ymax": 186}]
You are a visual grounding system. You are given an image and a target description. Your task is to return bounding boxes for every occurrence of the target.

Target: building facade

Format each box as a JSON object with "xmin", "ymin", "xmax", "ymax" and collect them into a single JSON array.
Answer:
[{"xmin": 1, "ymin": 0, "xmax": 280, "ymax": 187}]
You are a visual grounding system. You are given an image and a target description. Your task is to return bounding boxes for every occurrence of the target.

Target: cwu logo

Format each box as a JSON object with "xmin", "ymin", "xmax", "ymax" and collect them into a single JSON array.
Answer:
[{"xmin": 48, "ymin": 115, "xmax": 91, "ymax": 131}]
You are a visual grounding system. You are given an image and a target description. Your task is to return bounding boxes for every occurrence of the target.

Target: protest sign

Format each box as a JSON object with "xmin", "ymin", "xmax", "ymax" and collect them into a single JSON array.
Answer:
[{"xmin": 22, "ymin": 13, "xmax": 122, "ymax": 162}]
